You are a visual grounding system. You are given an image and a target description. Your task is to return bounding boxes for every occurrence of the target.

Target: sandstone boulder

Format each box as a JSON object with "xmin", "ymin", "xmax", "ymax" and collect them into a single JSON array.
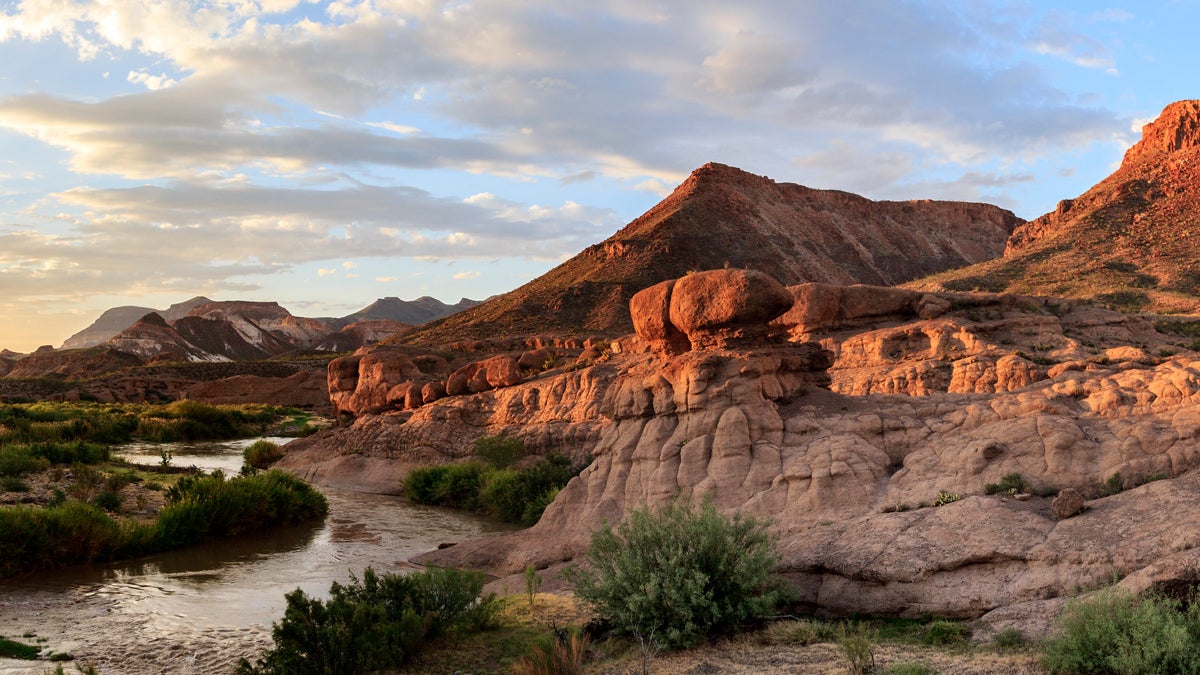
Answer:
[
  {"xmin": 667, "ymin": 269, "xmax": 794, "ymax": 349},
  {"xmin": 630, "ymin": 279, "xmax": 691, "ymax": 357},
  {"xmin": 1052, "ymin": 488, "xmax": 1085, "ymax": 519},
  {"xmin": 447, "ymin": 355, "xmax": 523, "ymax": 396}
]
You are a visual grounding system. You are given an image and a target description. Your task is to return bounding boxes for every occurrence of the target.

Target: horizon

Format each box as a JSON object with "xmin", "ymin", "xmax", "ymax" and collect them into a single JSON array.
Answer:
[{"xmin": 0, "ymin": 1, "xmax": 1196, "ymax": 351}]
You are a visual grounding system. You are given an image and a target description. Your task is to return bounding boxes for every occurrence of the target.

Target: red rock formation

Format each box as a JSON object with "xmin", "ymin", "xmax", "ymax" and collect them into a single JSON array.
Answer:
[
  {"xmin": 920, "ymin": 100, "xmax": 1200, "ymax": 313},
  {"xmin": 398, "ymin": 162, "xmax": 1019, "ymax": 346}
]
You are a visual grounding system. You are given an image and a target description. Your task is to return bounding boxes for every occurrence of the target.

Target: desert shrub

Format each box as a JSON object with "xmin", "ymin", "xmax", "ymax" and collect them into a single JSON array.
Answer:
[
  {"xmin": 237, "ymin": 566, "xmax": 497, "ymax": 675},
  {"xmin": 1042, "ymin": 587, "xmax": 1200, "ymax": 674},
  {"xmin": 154, "ymin": 470, "xmax": 328, "ymax": 549},
  {"xmin": 91, "ymin": 490, "xmax": 123, "ymax": 513},
  {"xmin": 993, "ymin": 627, "xmax": 1025, "ymax": 650},
  {"xmin": 404, "ymin": 464, "xmax": 451, "ymax": 503},
  {"xmin": 407, "ymin": 454, "xmax": 586, "ymax": 526},
  {"xmin": 473, "ymin": 434, "xmax": 526, "ymax": 468},
  {"xmin": 1101, "ymin": 473, "xmax": 1125, "ymax": 497},
  {"xmin": 0, "ymin": 447, "xmax": 48, "ymax": 476},
  {"xmin": 0, "ymin": 501, "xmax": 130, "ymax": 577},
  {"xmin": 567, "ymin": 500, "xmax": 788, "ymax": 649},
  {"xmin": 512, "ymin": 631, "xmax": 589, "ymax": 675},
  {"xmin": 985, "ymin": 472, "xmax": 1030, "ymax": 496},
  {"xmin": 838, "ymin": 623, "xmax": 876, "ymax": 675},
  {"xmin": 0, "ymin": 475, "xmax": 29, "ymax": 492},
  {"xmin": 0, "ymin": 471, "xmax": 325, "ymax": 578},
  {"xmin": 932, "ymin": 490, "xmax": 961, "ymax": 507},
  {"xmin": 243, "ymin": 440, "xmax": 285, "ymax": 471},
  {"xmin": 922, "ymin": 619, "xmax": 970, "ymax": 646},
  {"xmin": 435, "ymin": 462, "xmax": 487, "ymax": 509}
]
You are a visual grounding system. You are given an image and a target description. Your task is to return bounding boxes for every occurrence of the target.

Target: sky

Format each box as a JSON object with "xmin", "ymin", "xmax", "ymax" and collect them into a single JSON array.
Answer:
[{"xmin": 0, "ymin": 0, "xmax": 1195, "ymax": 352}]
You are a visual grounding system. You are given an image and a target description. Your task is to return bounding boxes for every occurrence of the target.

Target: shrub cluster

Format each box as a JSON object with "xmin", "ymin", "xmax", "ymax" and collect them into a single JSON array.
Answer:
[
  {"xmin": 0, "ymin": 470, "xmax": 327, "ymax": 578},
  {"xmin": 0, "ymin": 400, "xmax": 294, "ymax": 447},
  {"xmin": 567, "ymin": 500, "xmax": 789, "ymax": 649},
  {"xmin": 237, "ymin": 566, "xmax": 498, "ymax": 675},
  {"xmin": 1043, "ymin": 587, "xmax": 1200, "ymax": 674},
  {"xmin": 404, "ymin": 453, "xmax": 586, "ymax": 526},
  {"xmin": 243, "ymin": 440, "xmax": 285, "ymax": 471}
]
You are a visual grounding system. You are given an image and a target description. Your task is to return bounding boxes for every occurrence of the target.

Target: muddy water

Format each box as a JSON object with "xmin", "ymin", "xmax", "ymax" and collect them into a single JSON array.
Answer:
[{"xmin": 0, "ymin": 442, "xmax": 516, "ymax": 675}]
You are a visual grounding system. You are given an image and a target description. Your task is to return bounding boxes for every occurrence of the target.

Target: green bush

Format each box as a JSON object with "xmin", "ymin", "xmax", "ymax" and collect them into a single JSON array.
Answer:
[
  {"xmin": 985, "ymin": 472, "xmax": 1029, "ymax": 496},
  {"xmin": 0, "ymin": 470, "xmax": 327, "ymax": 578},
  {"xmin": 473, "ymin": 434, "xmax": 526, "ymax": 468},
  {"xmin": 1042, "ymin": 587, "xmax": 1200, "ymax": 674},
  {"xmin": 922, "ymin": 619, "xmax": 969, "ymax": 646},
  {"xmin": 91, "ymin": 490, "xmax": 123, "ymax": 513},
  {"xmin": 404, "ymin": 465, "xmax": 450, "ymax": 503},
  {"xmin": 405, "ymin": 454, "xmax": 586, "ymax": 526},
  {"xmin": 237, "ymin": 566, "xmax": 497, "ymax": 675},
  {"xmin": 0, "ymin": 637, "xmax": 39, "ymax": 659},
  {"xmin": 243, "ymin": 440, "xmax": 285, "ymax": 471},
  {"xmin": 567, "ymin": 500, "xmax": 788, "ymax": 649},
  {"xmin": 155, "ymin": 470, "xmax": 328, "ymax": 550}
]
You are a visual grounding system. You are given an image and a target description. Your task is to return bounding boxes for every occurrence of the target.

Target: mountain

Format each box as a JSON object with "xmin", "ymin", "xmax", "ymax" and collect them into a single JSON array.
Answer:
[
  {"xmin": 345, "ymin": 296, "xmax": 481, "ymax": 324},
  {"xmin": 60, "ymin": 296, "xmax": 212, "ymax": 349},
  {"xmin": 397, "ymin": 162, "xmax": 1020, "ymax": 345},
  {"xmin": 913, "ymin": 100, "xmax": 1200, "ymax": 313}
]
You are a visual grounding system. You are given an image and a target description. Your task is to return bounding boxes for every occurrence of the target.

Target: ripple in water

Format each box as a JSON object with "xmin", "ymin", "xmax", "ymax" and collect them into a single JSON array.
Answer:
[{"xmin": 0, "ymin": 442, "xmax": 517, "ymax": 675}]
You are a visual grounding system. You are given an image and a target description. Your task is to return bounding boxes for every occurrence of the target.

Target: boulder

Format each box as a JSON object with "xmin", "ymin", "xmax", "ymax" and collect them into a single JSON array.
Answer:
[
  {"xmin": 630, "ymin": 279, "xmax": 691, "ymax": 356},
  {"xmin": 667, "ymin": 269, "xmax": 794, "ymax": 349},
  {"xmin": 1052, "ymin": 488, "xmax": 1086, "ymax": 519}
]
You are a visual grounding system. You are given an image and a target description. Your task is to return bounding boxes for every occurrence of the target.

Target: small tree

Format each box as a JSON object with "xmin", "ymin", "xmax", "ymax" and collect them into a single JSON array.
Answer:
[{"xmin": 567, "ymin": 500, "xmax": 788, "ymax": 649}]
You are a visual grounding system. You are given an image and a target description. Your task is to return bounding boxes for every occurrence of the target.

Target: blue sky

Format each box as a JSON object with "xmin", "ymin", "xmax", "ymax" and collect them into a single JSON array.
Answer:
[{"xmin": 0, "ymin": 0, "xmax": 1194, "ymax": 351}]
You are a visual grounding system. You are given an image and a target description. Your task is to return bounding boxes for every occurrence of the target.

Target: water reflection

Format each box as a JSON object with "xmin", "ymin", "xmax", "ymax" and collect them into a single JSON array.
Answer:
[{"xmin": 0, "ymin": 440, "xmax": 518, "ymax": 674}]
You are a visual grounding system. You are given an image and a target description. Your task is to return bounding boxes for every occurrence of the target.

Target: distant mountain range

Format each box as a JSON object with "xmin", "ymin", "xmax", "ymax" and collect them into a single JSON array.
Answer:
[{"xmin": 59, "ymin": 296, "xmax": 481, "ymax": 352}]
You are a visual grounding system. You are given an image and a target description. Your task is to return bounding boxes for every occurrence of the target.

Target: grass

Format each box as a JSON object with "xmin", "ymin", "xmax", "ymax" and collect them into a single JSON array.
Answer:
[
  {"xmin": 0, "ymin": 636, "xmax": 40, "ymax": 659},
  {"xmin": 0, "ymin": 470, "xmax": 327, "ymax": 578}
]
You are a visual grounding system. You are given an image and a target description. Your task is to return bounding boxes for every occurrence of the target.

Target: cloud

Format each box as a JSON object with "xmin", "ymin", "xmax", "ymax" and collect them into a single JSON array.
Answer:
[{"xmin": 452, "ymin": 270, "xmax": 480, "ymax": 280}]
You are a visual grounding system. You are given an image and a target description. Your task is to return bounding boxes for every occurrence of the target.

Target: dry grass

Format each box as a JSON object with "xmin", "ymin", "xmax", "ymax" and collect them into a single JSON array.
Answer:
[{"xmin": 407, "ymin": 594, "xmax": 1048, "ymax": 675}]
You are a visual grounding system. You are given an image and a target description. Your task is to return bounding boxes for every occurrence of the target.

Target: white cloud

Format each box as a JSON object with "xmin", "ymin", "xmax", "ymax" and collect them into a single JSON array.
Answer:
[
  {"xmin": 452, "ymin": 270, "xmax": 479, "ymax": 280},
  {"xmin": 317, "ymin": 267, "xmax": 337, "ymax": 277}
]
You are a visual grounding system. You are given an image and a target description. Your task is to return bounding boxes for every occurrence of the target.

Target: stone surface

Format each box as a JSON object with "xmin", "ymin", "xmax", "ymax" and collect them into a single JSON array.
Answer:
[
  {"xmin": 286, "ymin": 273, "xmax": 1200, "ymax": 628},
  {"xmin": 668, "ymin": 269, "xmax": 794, "ymax": 349},
  {"xmin": 1051, "ymin": 488, "xmax": 1085, "ymax": 520}
]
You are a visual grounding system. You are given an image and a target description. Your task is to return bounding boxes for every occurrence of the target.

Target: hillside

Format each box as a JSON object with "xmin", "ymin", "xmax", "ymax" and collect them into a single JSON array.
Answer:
[
  {"xmin": 60, "ymin": 296, "xmax": 211, "ymax": 349},
  {"xmin": 398, "ymin": 162, "xmax": 1020, "ymax": 345},
  {"xmin": 913, "ymin": 100, "xmax": 1200, "ymax": 313}
]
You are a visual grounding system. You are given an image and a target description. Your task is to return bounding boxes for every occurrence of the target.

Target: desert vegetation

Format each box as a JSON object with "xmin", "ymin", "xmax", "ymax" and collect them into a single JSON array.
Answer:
[
  {"xmin": 404, "ymin": 436, "xmax": 589, "ymax": 526},
  {"xmin": 0, "ymin": 470, "xmax": 327, "ymax": 577},
  {"xmin": 0, "ymin": 400, "xmax": 329, "ymax": 578}
]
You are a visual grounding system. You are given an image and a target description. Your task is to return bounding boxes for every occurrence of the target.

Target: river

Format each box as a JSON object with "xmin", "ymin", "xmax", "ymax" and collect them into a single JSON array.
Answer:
[{"xmin": 0, "ymin": 439, "xmax": 516, "ymax": 674}]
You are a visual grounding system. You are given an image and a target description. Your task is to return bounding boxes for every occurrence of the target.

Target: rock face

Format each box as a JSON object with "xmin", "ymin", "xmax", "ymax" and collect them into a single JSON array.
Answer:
[
  {"xmin": 185, "ymin": 370, "xmax": 330, "ymax": 409},
  {"xmin": 918, "ymin": 100, "xmax": 1200, "ymax": 314},
  {"xmin": 398, "ymin": 162, "xmax": 1019, "ymax": 346},
  {"xmin": 282, "ymin": 268, "xmax": 1200, "ymax": 629}
]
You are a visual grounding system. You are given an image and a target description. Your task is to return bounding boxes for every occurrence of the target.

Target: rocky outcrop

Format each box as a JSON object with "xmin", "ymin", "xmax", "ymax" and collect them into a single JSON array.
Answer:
[
  {"xmin": 316, "ymin": 320, "xmax": 412, "ymax": 352},
  {"xmin": 5, "ymin": 346, "xmax": 143, "ymax": 380},
  {"xmin": 186, "ymin": 370, "xmax": 330, "ymax": 410},
  {"xmin": 284, "ymin": 269, "xmax": 1200, "ymax": 628}
]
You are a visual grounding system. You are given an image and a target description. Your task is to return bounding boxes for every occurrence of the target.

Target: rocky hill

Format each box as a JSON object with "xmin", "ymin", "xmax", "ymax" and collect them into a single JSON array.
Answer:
[
  {"xmin": 914, "ymin": 100, "xmax": 1200, "ymax": 313},
  {"xmin": 397, "ymin": 162, "xmax": 1021, "ymax": 346},
  {"xmin": 60, "ymin": 296, "xmax": 211, "ymax": 349}
]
